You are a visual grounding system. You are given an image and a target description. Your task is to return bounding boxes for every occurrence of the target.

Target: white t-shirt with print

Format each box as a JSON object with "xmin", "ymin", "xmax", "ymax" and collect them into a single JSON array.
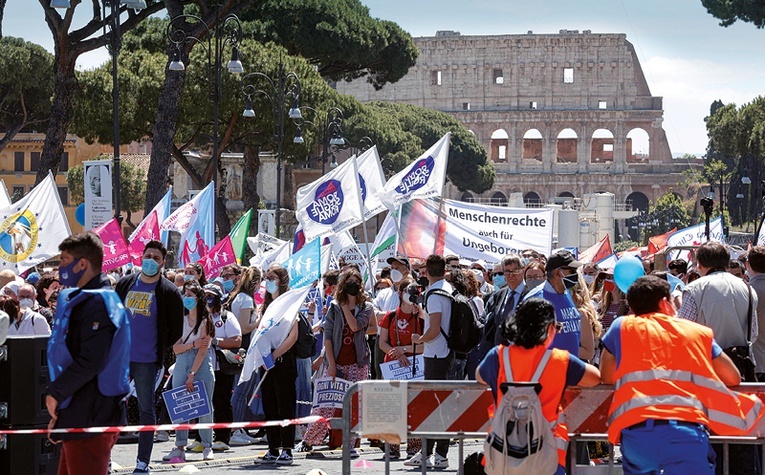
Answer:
[{"xmin": 210, "ymin": 310, "xmax": 242, "ymax": 371}]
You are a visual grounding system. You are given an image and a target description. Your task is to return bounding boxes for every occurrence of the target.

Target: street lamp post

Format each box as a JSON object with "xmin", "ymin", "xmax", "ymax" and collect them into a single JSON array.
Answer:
[
  {"xmin": 241, "ymin": 63, "xmax": 302, "ymax": 239},
  {"xmin": 294, "ymin": 107, "xmax": 345, "ymax": 175},
  {"xmin": 166, "ymin": 9, "xmax": 243, "ymax": 199}
]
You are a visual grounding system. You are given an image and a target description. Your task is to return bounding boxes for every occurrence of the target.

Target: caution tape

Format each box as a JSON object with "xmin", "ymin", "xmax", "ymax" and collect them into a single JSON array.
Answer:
[{"xmin": 0, "ymin": 415, "xmax": 325, "ymax": 435}]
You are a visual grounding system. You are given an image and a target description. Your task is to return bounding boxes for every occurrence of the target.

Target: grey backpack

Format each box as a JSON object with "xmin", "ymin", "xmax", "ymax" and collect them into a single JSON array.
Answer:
[{"xmin": 483, "ymin": 349, "xmax": 559, "ymax": 475}]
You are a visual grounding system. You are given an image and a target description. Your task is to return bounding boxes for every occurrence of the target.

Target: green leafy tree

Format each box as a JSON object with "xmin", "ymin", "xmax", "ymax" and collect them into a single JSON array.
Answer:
[
  {"xmin": 66, "ymin": 157, "xmax": 146, "ymax": 229},
  {"xmin": 0, "ymin": 37, "xmax": 54, "ymax": 154},
  {"xmin": 701, "ymin": 0, "xmax": 765, "ymax": 28},
  {"xmin": 644, "ymin": 192, "xmax": 691, "ymax": 242}
]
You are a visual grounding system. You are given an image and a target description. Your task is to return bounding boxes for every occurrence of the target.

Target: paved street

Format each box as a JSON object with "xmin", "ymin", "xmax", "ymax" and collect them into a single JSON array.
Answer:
[{"xmin": 110, "ymin": 436, "xmax": 484, "ymax": 474}]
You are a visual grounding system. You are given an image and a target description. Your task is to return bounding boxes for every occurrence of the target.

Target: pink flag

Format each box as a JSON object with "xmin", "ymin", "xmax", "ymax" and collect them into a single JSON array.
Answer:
[
  {"xmin": 129, "ymin": 210, "xmax": 160, "ymax": 264},
  {"xmin": 197, "ymin": 236, "xmax": 236, "ymax": 280},
  {"xmin": 94, "ymin": 218, "xmax": 131, "ymax": 272}
]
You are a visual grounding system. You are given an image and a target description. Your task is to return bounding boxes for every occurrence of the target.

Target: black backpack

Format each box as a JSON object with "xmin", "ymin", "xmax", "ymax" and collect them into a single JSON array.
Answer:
[
  {"xmin": 425, "ymin": 288, "xmax": 484, "ymax": 354},
  {"xmin": 294, "ymin": 312, "xmax": 317, "ymax": 359}
]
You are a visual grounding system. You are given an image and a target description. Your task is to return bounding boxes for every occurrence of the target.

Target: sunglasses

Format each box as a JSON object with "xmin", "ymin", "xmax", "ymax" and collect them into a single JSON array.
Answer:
[{"xmin": 554, "ymin": 322, "xmax": 563, "ymax": 333}]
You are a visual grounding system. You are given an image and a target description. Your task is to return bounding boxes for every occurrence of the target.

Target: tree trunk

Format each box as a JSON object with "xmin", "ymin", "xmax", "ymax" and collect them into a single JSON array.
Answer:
[
  {"xmin": 35, "ymin": 51, "xmax": 77, "ymax": 185},
  {"xmin": 0, "ymin": 0, "xmax": 7, "ymax": 38},
  {"xmin": 242, "ymin": 144, "xmax": 261, "ymax": 234},
  {"xmin": 282, "ymin": 162, "xmax": 294, "ymax": 210},
  {"xmin": 0, "ymin": 121, "xmax": 24, "ymax": 157}
]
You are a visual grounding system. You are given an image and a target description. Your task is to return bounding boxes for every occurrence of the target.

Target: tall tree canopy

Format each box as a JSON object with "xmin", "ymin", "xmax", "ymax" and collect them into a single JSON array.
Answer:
[
  {"xmin": 0, "ymin": 37, "xmax": 54, "ymax": 154},
  {"xmin": 701, "ymin": 0, "xmax": 765, "ymax": 28}
]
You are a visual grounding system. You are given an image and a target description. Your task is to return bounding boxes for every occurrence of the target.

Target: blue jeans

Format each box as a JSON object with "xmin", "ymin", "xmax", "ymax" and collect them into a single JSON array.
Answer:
[
  {"xmin": 172, "ymin": 349, "xmax": 215, "ymax": 448},
  {"xmin": 231, "ymin": 371, "xmax": 263, "ymax": 422},
  {"xmin": 295, "ymin": 357, "xmax": 312, "ymax": 418},
  {"xmin": 130, "ymin": 361, "xmax": 161, "ymax": 464},
  {"xmin": 620, "ymin": 420, "xmax": 715, "ymax": 474}
]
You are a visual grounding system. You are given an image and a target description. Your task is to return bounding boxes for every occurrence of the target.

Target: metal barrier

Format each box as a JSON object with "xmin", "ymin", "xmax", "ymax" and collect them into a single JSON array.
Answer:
[{"xmin": 337, "ymin": 381, "xmax": 765, "ymax": 475}]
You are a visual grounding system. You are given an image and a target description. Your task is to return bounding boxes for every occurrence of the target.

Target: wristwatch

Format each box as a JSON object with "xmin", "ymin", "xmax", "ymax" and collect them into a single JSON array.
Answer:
[{"xmin": 189, "ymin": 370, "xmax": 196, "ymax": 376}]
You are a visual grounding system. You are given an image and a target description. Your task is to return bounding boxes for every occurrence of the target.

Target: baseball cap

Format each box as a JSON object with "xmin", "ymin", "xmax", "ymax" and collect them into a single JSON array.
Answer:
[
  {"xmin": 26, "ymin": 272, "xmax": 41, "ymax": 284},
  {"xmin": 386, "ymin": 256, "xmax": 410, "ymax": 269},
  {"xmin": 545, "ymin": 250, "xmax": 583, "ymax": 272},
  {"xmin": 470, "ymin": 259, "xmax": 488, "ymax": 271},
  {"xmin": 203, "ymin": 284, "xmax": 224, "ymax": 299}
]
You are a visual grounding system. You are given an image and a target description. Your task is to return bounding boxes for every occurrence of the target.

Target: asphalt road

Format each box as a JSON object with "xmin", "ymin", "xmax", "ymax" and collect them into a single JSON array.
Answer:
[{"xmin": 110, "ymin": 436, "xmax": 484, "ymax": 474}]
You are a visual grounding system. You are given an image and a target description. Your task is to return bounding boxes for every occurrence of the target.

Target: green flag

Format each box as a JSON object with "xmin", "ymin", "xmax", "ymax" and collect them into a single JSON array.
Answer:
[
  {"xmin": 229, "ymin": 208, "xmax": 253, "ymax": 264},
  {"xmin": 370, "ymin": 211, "xmax": 398, "ymax": 258}
]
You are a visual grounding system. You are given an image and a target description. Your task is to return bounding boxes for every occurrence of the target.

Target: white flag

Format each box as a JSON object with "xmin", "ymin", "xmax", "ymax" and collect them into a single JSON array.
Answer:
[
  {"xmin": 0, "ymin": 173, "xmax": 71, "ymax": 273},
  {"xmin": 378, "ymin": 132, "xmax": 450, "ymax": 210},
  {"xmin": 320, "ymin": 243, "xmax": 334, "ymax": 274},
  {"xmin": 247, "ymin": 232, "xmax": 287, "ymax": 255},
  {"xmin": 0, "ymin": 180, "xmax": 11, "ymax": 210},
  {"xmin": 239, "ymin": 286, "xmax": 312, "ymax": 383},
  {"xmin": 666, "ymin": 216, "xmax": 725, "ymax": 260},
  {"xmin": 296, "ymin": 155, "xmax": 364, "ymax": 241},
  {"xmin": 250, "ymin": 240, "xmax": 290, "ymax": 269},
  {"xmin": 356, "ymin": 146, "xmax": 386, "ymax": 220}
]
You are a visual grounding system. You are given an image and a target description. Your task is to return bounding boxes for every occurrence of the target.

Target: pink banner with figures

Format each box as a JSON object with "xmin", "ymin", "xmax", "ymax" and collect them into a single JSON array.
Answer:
[
  {"xmin": 128, "ymin": 210, "xmax": 160, "ymax": 264},
  {"xmin": 197, "ymin": 236, "xmax": 236, "ymax": 280},
  {"xmin": 93, "ymin": 218, "xmax": 131, "ymax": 271}
]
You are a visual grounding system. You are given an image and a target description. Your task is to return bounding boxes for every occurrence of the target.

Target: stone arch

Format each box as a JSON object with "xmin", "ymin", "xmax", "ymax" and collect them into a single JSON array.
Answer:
[
  {"xmin": 461, "ymin": 191, "xmax": 473, "ymax": 202},
  {"xmin": 558, "ymin": 191, "xmax": 575, "ymax": 198},
  {"xmin": 524, "ymin": 191, "xmax": 542, "ymax": 206},
  {"xmin": 556, "ymin": 128, "xmax": 578, "ymax": 163},
  {"xmin": 590, "ymin": 128, "xmax": 615, "ymax": 163},
  {"xmin": 625, "ymin": 191, "xmax": 650, "ymax": 241},
  {"xmin": 627, "ymin": 128, "xmax": 650, "ymax": 163},
  {"xmin": 522, "ymin": 128, "xmax": 543, "ymax": 161},
  {"xmin": 490, "ymin": 128, "xmax": 509, "ymax": 162},
  {"xmin": 491, "ymin": 191, "xmax": 508, "ymax": 205}
]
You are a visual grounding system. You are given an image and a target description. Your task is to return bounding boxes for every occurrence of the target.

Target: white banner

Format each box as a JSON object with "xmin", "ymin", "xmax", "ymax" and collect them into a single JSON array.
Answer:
[
  {"xmin": 84, "ymin": 160, "xmax": 113, "ymax": 229},
  {"xmin": 356, "ymin": 146, "xmax": 387, "ymax": 220},
  {"xmin": 379, "ymin": 355, "xmax": 424, "ymax": 381},
  {"xmin": 312, "ymin": 377, "xmax": 351, "ymax": 409}
]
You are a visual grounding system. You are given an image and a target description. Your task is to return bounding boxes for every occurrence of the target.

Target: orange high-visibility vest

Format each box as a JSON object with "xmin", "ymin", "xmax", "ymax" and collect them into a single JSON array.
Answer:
[
  {"xmin": 607, "ymin": 312, "xmax": 763, "ymax": 444},
  {"xmin": 495, "ymin": 344, "xmax": 570, "ymax": 467}
]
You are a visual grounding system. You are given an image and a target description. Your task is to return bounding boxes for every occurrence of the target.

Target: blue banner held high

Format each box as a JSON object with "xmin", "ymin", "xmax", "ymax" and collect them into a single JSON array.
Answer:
[{"xmin": 282, "ymin": 237, "xmax": 321, "ymax": 289}]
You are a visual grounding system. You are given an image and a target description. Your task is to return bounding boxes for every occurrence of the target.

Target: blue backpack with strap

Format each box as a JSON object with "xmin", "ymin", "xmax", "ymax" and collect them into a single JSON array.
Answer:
[{"xmin": 48, "ymin": 287, "xmax": 131, "ymax": 409}]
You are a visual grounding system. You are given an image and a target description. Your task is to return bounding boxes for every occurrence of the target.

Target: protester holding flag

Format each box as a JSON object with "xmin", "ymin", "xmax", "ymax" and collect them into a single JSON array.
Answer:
[
  {"xmin": 258, "ymin": 265, "xmax": 299, "ymax": 465},
  {"xmin": 165, "ymin": 280, "xmax": 216, "ymax": 464},
  {"xmin": 299, "ymin": 268, "xmax": 372, "ymax": 456}
]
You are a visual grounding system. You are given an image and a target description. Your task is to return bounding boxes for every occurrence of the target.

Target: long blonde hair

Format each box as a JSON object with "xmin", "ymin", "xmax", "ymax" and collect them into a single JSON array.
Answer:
[{"xmin": 571, "ymin": 275, "xmax": 603, "ymax": 338}]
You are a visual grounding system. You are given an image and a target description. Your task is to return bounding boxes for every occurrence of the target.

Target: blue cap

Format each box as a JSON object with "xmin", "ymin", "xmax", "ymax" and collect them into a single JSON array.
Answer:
[{"xmin": 26, "ymin": 272, "xmax": 40, "ymax": 284}]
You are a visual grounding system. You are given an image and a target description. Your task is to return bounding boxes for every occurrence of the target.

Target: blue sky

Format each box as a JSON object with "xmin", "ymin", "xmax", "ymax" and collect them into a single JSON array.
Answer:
[{"xmin": 4, "ymin": 0, "xmax": 764, "ymax": 155}]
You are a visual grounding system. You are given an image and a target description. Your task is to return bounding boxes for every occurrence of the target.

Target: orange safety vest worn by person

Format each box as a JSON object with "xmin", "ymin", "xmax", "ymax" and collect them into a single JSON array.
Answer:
[
  {"xmin": 601, "ymin": 275, "xmax": 763, "ymax": 475},
  {"xmin": 477, "ymin": 298, "xmax": 601, "ymax": 475}
]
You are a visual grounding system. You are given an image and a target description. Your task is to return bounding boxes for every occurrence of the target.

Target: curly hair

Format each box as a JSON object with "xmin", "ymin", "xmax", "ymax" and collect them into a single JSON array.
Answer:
[{"xmin": 335, "ymin": 268, "xmax": 368, "ymax": 306}]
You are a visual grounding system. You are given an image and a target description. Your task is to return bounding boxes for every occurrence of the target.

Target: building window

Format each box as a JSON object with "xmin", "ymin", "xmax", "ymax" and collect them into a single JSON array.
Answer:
[
  {"xmin": 498, "ymin": 145, "xmax": 507, "ymax": 160},
  {"xmin": 529, "ymin": 101, "xmax": 538, "ymax": 109},
  {"xmin": 463, "ymin": 102, "xmax": 471, "ymax": 110},
  {"xmin": 31, "ymin": 152, "xmax": 41, "ymax": 170},
  {"xmin": 431, "ymin": 70, "xmax": 442, "ymax": 86},
  {"xmin": 563, "ymin": 68, "xmax": 574, "ymax": 83},
  {"xmin": 599, "ymin": 100, "xmax": 607, "ymax": 109},
  {"xmin": 57, "ymin": 186, "xmax": 69, "ymax": 206},
  {"xmin": 60, "ymin": 152, "xmax": 69, "ymax": 172},
  {"xmin": 603, "ymin": 144, "xmax": 614, "ymax": 152},
  {"xmin": 14, "ymin": 152, "xmax": 24, "ymax": 171},
  {"xmin": 11, "ymin": 186, "xmax": 24, "ymax": 202},
  {"xmin": 493, "ymin": 68, "xmax": 504, "ymax": 84}
]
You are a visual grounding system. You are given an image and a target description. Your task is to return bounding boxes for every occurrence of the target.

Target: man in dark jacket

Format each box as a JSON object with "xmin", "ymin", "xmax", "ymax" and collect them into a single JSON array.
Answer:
[
  {"xmin": 46, "ymin": 231, "xmax": 129, "ymax": 475},
  {"xmin": 115, "ymin": 240, "xmax": 183, "ymax": 473}
]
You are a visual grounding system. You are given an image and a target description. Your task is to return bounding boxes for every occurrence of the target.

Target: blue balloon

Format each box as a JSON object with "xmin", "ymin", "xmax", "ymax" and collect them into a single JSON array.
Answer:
[
  {"xmin": 614, "ymin": 255, "xmax": 645, "ymax": 293},
  {"xmin": 75, "ymin": 203, "xmax": 85, "ymax": 226}
]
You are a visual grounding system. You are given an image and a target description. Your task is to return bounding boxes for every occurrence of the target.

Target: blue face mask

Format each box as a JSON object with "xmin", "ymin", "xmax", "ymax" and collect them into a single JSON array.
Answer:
[
  {"xmin": 265, "ymin": 279, "xmax": 278, "ymax": 295},
  {"xmin": 493, "ymin": 274, "xmax": 506, "ymax": 289},
  {"xmin": 183, "ymin": 275, "xmax": 194, "ymax": 282},
  {"xmin": 183, "ymin": 296, "xmax": 197, "ymax": 311},
  {"xmin": 206, "ymin": 296, "xmax": 218, "ymax": 307},
  {"xmin": 59, "ymin": 258, "xmax": 85, "ymax": 288},
  {"xmin": 222, "ymin": 279, "xmax": 235, "ymax": 292},
  {"xmin": 142, "ymin": 258, "xmax": 160, "ymax": 277}
]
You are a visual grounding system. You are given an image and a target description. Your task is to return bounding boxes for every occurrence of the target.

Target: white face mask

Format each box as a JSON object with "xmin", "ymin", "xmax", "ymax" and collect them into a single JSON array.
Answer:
[
  {"xmin": 582, "ymin": 274, "xmax": 595, "ymax": 285},
  {"xmin": 390, "ymin": 269, "xmax": 404, "ymax": 283},
  {"xmin": 471, "ymin": 269, "xmax": 485, "ymax": 284},
  {"xmin": 19, "ymin": 298, "xmax": 34, "ymax": 310}
]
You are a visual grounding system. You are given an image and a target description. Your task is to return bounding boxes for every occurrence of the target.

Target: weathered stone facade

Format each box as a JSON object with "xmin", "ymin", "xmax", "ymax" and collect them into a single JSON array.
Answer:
[{"xmin": 336, "ymin": 30, "xmax": 702, "ymax": 220}]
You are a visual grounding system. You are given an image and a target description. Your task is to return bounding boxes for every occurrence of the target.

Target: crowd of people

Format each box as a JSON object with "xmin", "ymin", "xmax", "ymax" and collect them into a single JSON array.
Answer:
[{"xmin": 3, "ymin": 228, "xmax": 762, "ymax": 474}]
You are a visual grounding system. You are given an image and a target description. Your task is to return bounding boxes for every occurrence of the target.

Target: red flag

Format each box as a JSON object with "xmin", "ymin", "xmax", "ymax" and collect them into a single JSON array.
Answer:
[
  {"xmin": 578, "ymin": 234, "xmax": 613, "ymax": 264},
  {"xmin": 93, "ymin": 218, "xmax": 131, "ymax": 271},
  {"xmin": 129, "ymin": 210, "xmax": 160, "ymax": 265},
  {"xmin": 197, "ymin": 236, "xmax": 237, "ymax": 280},
  {"xmin": 647, "ymin": 227, "xmax": 677, "ymax": 255}
]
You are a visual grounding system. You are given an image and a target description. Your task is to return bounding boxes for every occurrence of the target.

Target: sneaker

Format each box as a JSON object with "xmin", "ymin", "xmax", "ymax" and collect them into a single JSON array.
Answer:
[
  {"xmin": 276, "ymin": 450, "xmax": 293, "ymax": 465},
  {"xmin": 350, "ymin": 448, "xmax": 360, "ymax": 459},
  {"xmin": 186, "ymin": 441, "xmax": 204, "ymax": 453},
  {"xmin": 404, "ymin": 452, "xmax": 432, "ymax": 468},
  {"xmin": 132, "ymin": 460, "xmax": 150, "ymax": 474},
  {"xmin": 230, "ymin": 430, "xmax": 256, "ymax": 446},
  {"xmin": 211, "ymin": 441, "xmax": 230, "ymax": 452},
  {"xmin": 202, "ymin": 447, "xmax": 214, "ymax": 461},
  {"xmin": 432, "ymin": 453, "xmax": 449, "ymax": 469},
  {"xmin": 258, "ymin": 451, "xmax": 279, "ymax": 464},
  {"xmin": 162, "ymin": 447, "xmax": 185, "ymax": 462},
  {"xmin": 154, "ymin": 431, "xmax": 169, "ymax": 443},
  {"xmin": 294, "ymin": 441, "xmax": 313, "ymax": 453},
  {"xmin": 386, "ymin": 446, "xmax": 401, "ymax": 460}
]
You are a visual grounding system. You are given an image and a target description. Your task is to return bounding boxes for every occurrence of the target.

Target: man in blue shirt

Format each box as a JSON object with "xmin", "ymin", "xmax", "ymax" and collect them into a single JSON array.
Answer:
[{"xmin": 525, "ymin": 250, "xmax": 582, "ymax": 355}]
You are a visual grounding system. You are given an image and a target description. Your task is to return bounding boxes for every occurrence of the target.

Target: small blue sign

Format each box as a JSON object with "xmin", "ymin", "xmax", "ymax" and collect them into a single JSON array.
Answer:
[{"xmin": 162, "ymin": 380, "xmax": 212, "ymax": 424}]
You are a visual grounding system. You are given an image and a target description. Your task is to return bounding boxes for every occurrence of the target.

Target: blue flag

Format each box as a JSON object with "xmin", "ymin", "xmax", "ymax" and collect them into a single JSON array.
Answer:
[{"xmin": 282, "ymin": 237, "xmax": 321, "ymax": 289}]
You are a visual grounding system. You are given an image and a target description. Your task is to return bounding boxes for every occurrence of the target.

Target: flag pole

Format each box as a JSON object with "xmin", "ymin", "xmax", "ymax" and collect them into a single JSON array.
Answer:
[
  {"xmin": 351, "ymin": 156, "xmax": 377, "ymax": 293},
  {"xmin": 431, "ymin": 133, "xmax": 451, "ymax": 256}
]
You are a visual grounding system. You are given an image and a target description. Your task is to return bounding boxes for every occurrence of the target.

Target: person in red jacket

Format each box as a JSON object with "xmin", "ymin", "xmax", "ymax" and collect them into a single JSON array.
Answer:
[
  {"xmin": 600, "ymin": 275, "xmax": 762, "ymax": 474},
  {"xmin": 476, "ymin": 298, "xmax": 601, "ymax": 474}
]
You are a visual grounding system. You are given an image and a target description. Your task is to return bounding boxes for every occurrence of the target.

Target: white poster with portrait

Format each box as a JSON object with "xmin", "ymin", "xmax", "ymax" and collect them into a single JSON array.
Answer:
[{"xmin": 84, "ymin": 160, "xmax": 113, "ymax": 229}]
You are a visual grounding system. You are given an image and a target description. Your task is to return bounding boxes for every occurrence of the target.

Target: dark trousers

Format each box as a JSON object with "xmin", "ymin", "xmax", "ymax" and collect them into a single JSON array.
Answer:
[
  {"xmin": 367, "ymin": 335, "xmax": 379, "ymax": 379},
  {"xmin": 261, "ymin": 353, "xmax": 297, "ymax": 452},
  {"xmin": 424, "ymin": 352, "xmax": 454, "ymax": 458},
  {"xmin": 130, "ymin": 361, "xmax": 160, "ymax": 464},
  {"xmin": 58, "ymin": 432, "xmax": 119, "ymax": 475},
  {"xmin": 213, "ymin": 370, "xmax": 236, "ymax": 444}
]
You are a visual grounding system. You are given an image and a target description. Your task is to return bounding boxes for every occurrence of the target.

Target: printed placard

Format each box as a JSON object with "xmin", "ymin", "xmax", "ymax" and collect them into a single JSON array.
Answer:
[
  {"xmin": 312, "ymin": 377, "xmax": 351, "ymax": 409},
  {"xmin": 162, "ymin": 380, "xmax": 212, "ymax": 424},
  {"xmin": 378, "ymin": 355, "xmax": 424, "ymax": 381}
]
